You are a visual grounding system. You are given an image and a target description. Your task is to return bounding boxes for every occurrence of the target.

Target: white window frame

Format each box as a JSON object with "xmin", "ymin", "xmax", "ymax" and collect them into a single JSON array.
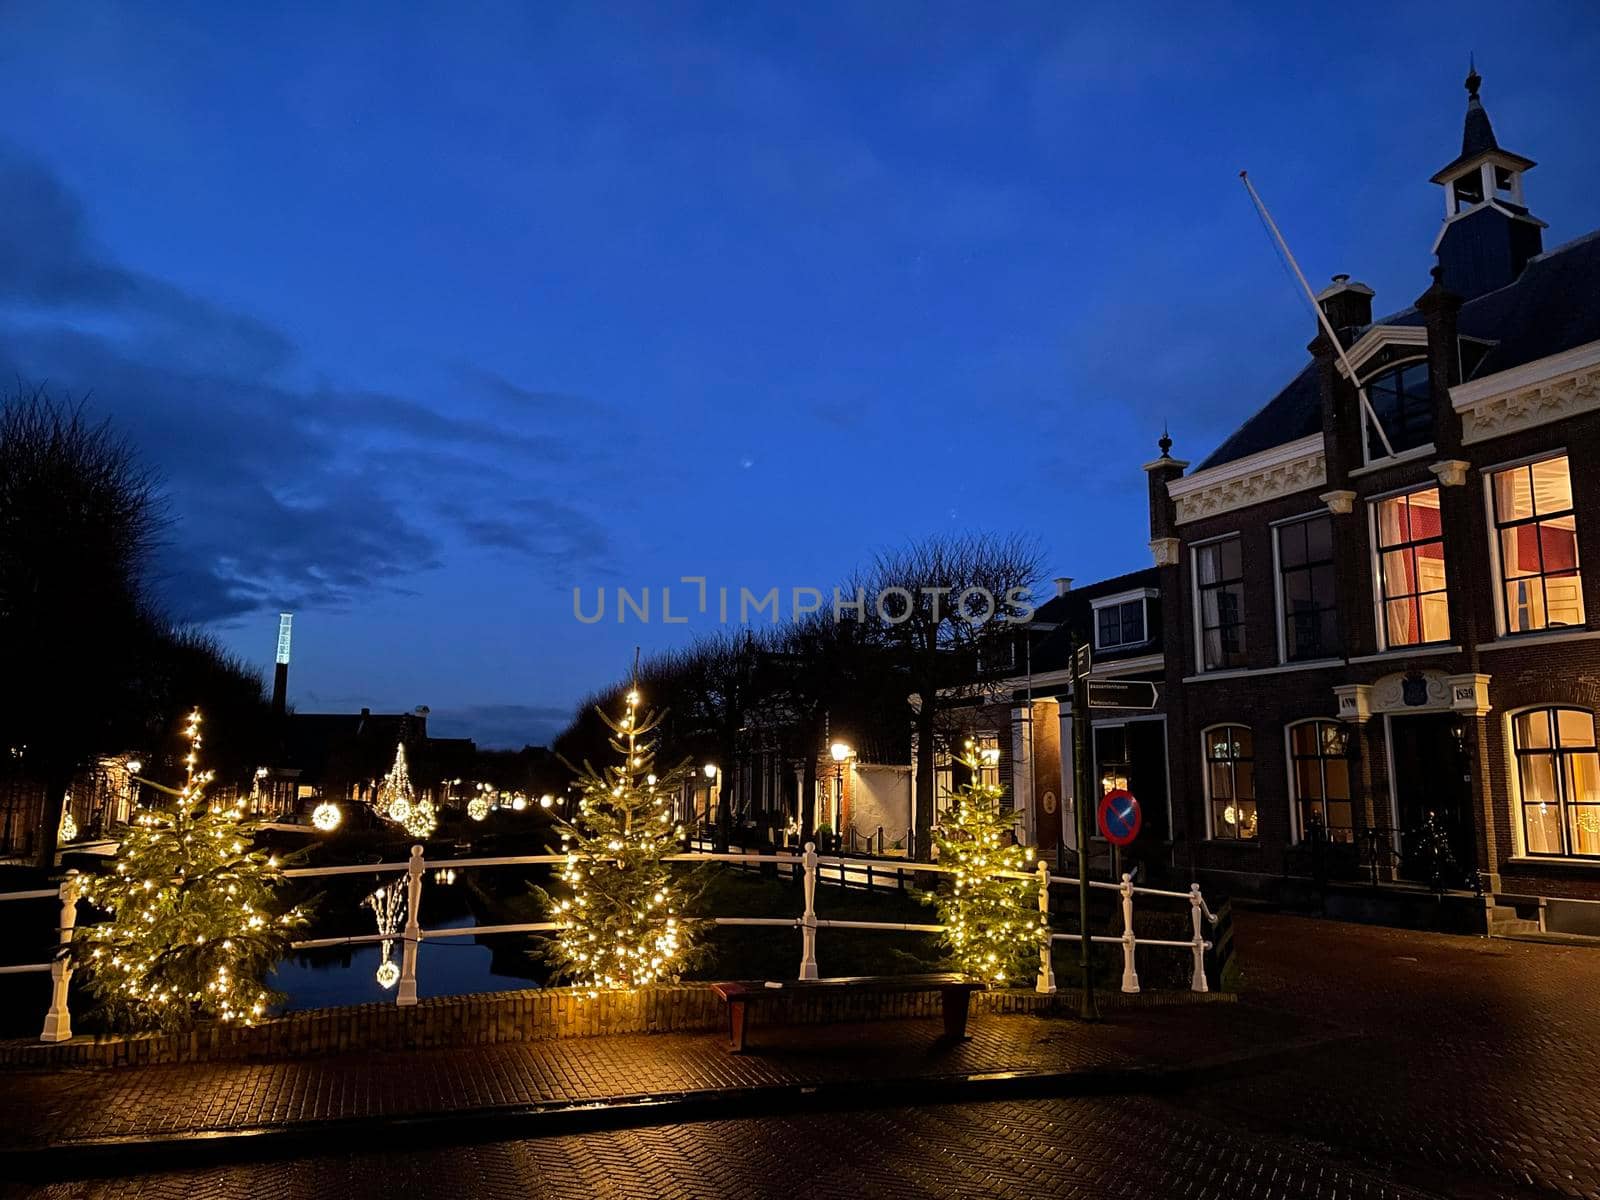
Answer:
[
  {"xmin": 1483, "ymin": 449, "xmax": 1585, "ymax": 639},
  {"xmin": 1191, "ymin": 531, "xmax": 1246, "ymax": 675},
  {"xmin": 1200, "ymin": 723, "xmax": 1257, "ymax": 842},
  {"xmin": 1091, "ymin": 588, "xmax": 1156, "ymax": 652},
  {"xmin": 1504, "ymin": 704, "xmax": 1600, "ymax": 861},
  {"xmin": 1367, "ymin": 482, "xmax": 1452, "ymax": 653},
  {"xmin": 1284, "ymin": 717, "xmax": 1352, "ymax": 845},
  {"xmin": 1271, "ymin": 509, "xmax": 1337, "ymax": 666}
]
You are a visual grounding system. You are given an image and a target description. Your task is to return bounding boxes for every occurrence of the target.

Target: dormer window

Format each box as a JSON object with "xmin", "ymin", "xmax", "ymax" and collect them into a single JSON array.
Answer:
[
  {"xmin": 1092, "ymin": 589, "xmax": 1154, "ymax": 651},
  {"xmin": 1363, "ymin": 360, "xmax": 1433, "ymax": 460}
]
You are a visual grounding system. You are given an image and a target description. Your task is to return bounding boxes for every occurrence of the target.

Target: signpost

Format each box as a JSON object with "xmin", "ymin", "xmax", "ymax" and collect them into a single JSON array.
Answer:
[
  {"xmin": 1068, "ymin": 638, "xmax": 1098, "ymax": 1021},
  {"xmin": 1085, "ymin": 679, "xmax": 1160, "ymax": 710}
]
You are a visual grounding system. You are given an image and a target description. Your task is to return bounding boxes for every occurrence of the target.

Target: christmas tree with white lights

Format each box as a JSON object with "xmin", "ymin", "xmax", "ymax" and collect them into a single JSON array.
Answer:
[
  {"xmin": 536, "ymin": 686, "xmax": 703, "ymax": 991},
  {"xmin": 377, "ymin": 740, "xmax": 435, "ymax": 839},
  {"xmin": 75, "ymin": 709, "xmax": 309, "ymax": 1032},
  {"xmin": 921, "ymin": 743, "xmax": 1042, "ymax": 986}
]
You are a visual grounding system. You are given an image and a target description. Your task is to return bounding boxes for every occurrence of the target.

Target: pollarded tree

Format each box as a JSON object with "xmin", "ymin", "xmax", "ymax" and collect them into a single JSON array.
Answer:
[
  {"xmin": 74, "ymin": 710, "xmax": 309, "ymax": 1032},
  {"xmin": 536, "ymin": 687, "xmax": 704, "ymax": 991},
  {"xmin": 920, "ymin": 743, "xmax": 1043, "ymax": 986}
]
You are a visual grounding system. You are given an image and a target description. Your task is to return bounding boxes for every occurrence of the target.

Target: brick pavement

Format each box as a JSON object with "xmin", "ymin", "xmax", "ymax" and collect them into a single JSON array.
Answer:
[
  {"xmin": 0, "ymin": 1003, "xmax": 1293, "ymax": 1150},
  {"xmin": 12, "ymin": 1094, "xmax": 1437, "ymax": 1200},
  {"xmin": 1166, "ymin": 909, "xmax": 1600, "ymax": 1200}
]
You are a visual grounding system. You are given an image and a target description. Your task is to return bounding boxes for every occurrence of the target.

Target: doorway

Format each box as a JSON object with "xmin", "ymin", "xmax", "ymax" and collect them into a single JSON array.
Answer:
[{"xmin": 1387, "ymin": 714, "xmax": 1472, "ymax": 882}]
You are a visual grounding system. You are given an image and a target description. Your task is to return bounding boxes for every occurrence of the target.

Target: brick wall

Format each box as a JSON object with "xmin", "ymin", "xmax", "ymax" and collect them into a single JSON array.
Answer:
[{"xmin": 0, "ymin": 983, "xmax": 1232, "ymax": 1071}]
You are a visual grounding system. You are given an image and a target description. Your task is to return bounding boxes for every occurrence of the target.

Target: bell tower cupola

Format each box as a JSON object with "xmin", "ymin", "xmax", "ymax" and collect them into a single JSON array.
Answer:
[{"xmin": 1430, "ymin": 60, "xmax": 1545, "ymax": 300}]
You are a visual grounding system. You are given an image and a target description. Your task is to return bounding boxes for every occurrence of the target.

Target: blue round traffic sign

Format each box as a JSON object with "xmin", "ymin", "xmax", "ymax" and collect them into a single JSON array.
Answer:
[{"xmin": 1097, "ymin": 788, "xmax": 1142, "ymax": 846}]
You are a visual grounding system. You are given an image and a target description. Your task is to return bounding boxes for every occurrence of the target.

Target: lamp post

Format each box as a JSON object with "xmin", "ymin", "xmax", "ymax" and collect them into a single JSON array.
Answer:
[
  {"xmin": 702, "ymin": 763, "xmax": 720, "ymax": 834},
  {"xmin": 829, "ymin": 742, "xmax": 852, "ymax": 849}
]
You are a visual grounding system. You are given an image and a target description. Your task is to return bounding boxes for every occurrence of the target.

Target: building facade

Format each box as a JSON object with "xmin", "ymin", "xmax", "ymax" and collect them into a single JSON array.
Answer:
[{"xmin": 1147, "ymin": 68, "xmax": 1600, "ymax": 907}]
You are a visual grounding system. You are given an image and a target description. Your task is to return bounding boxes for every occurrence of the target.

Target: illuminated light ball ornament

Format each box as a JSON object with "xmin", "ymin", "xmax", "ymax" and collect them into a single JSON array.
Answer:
[
  {"xmin": 917, "ymin": 739, "xmax": 1043, "ymax": 987},
  {"xmin": 403, "ymin": 797, "xmax": 437, "ymax": 839},
  {"xmin": 311, "ymin": 800, "xmax": 342, "ymax": 832},
  {"xmin": 509, "ymin": 793, "xmax": 528, "ymax": 812},
  {"xmin": 364, "ymin": 879, "xmax": 405, "ymax": 989},
  {"xmin": 532, "ymin": 680, "xmax": 703, "ymax": 993},
  {"xmin": 539, "ymin": 794, "xmax": 554, "ymax": 809},
  {"xmin": 467, "ymin": 794, "xmax": 491, "ymax": 822}
]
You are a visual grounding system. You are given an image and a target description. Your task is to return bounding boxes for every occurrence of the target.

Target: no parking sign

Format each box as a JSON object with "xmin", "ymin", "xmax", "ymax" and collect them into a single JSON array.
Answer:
[{"xmin": 1097, "ymin": 788, "xmax": 1142, "ymax": 846}]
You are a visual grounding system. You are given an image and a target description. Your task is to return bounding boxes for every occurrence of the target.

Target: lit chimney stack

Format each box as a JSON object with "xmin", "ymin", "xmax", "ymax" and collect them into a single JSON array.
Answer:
[{"xmin": 272, "ymin": 612, "xmax": 292, "ymax": 716}]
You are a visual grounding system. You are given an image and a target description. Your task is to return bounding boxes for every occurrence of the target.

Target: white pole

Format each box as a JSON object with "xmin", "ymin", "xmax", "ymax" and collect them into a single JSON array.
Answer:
[
  {"xmin": 799, "ymin": 841, "xmax": 819, "ymax": 980},
  {"xmin": 1238, "ymin": 171, "xmax": 1396, "ymax": 458},
  {"xmin": 398, "ymin": 845, "xmax": 424, "ymax": 1006},
  {"xmin": 1119, "ymin": 873, "xmax": 1140, "ymax": 995},
  {"xmin": 1189, "ymin": 884, "xmax": 1210, "ymax": 994},
  {"xmin": 40, "ymin": 870, "xmax": 79, "ymax": 1042},
  {"xmin": 1035, "ymin": 858, "xmax": 1056, "ymax": 994}
]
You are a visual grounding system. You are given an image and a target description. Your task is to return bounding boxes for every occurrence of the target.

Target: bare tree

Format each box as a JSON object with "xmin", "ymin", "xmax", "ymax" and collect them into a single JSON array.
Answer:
[
  {"xmin": 0, "ymin": 389, "xmax": 165, "ymax": 867},
  {"xmin": 857, "ymin": 532, "xmax": 1043, "ymax": 860}
]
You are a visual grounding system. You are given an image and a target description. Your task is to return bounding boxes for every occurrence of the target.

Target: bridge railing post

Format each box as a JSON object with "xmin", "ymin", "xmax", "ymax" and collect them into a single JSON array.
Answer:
[
  {"xmin": 1035, "ymin": 858, "xmax": 1056, "ymax": 994},
  {"xmin": 1189, "ymin": 884, "xmax": 1210, "ymax": 994},
  {"xmin": 40, "ymin": 870, "xmax": 79, "ymax": 1043},
  {"xmin": 398, "ymin": 845, "xmax": 424, "ymax": 1006},
  {"xmin": 1119, "ymin": 873, "xmax": 1140, "ymax": 994},
  {"xmin": 799, "ymin": 842, "xmax": 819, "ymax": 980}
]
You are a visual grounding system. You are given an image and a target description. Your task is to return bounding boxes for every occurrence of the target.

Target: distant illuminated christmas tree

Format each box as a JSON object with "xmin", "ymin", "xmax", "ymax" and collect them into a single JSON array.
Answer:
[
  {"xmin": 535, "ymin": 687, "xmax": 704, "ymax": 991},
  {"xmin": 75, "ymin": 709, "xmax": 310, "ymax": 1032},
  {"xmin": 376, "ymin": 741, "xmax": 435, "ymax": 838},
  {"xmin": 919, "ymin": 743, "xmax": 1042, "ymax": 986}
]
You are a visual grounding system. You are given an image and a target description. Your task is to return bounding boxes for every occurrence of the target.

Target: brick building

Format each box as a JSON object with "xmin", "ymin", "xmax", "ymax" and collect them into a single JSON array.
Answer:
[
  {"xmin": 942, "ymin": 569, "xmax": 1168, "ymax": 873},
  {"xmin": 1146, "ymin": 67, "xmax": 1600, "ymax": 908}
]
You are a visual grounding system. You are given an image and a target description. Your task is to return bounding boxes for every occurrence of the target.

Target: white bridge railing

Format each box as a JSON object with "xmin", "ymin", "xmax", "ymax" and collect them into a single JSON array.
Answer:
[{"xmin": 0, "ymin": 846, "xmax": 1217, "ymax": 1042}]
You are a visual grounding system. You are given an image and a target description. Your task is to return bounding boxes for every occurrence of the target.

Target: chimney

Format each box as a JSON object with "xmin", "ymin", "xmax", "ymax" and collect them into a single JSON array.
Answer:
[
  {"xmin": 271, "ymin": 612, "xmax": 292, "ymax": 717},
  {"xmin": 1053, "ymin": 577, "xmax": 1073, "ymax": 598},
  {"xmin": 1315, "ymin": 275, "xmax": 1374, "ymax": 345}
]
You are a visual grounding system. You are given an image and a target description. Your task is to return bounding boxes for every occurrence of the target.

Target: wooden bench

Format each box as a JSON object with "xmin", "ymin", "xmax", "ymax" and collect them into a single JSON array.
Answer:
[{"xmin": 709, "ymin": 973, "xmax": 987, "ymax": 1053}]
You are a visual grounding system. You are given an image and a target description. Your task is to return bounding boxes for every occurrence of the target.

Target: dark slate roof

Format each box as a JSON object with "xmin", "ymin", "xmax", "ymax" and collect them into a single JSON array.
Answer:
[
  {"xmin": 1193, "ymin": 227, "xmax": 1600, "ymax": 471},
  {"xmin": 1023, "ymin": 566, "xmax": 1162, "ymax": 673},
  {"xmin": 1194, "ymin": 364, "xmax": 1321, "ymax": 471}
]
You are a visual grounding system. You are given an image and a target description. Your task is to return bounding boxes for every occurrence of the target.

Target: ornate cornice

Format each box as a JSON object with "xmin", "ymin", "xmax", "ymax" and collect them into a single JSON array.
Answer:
[
  {"xmin": 1454, "ymin": 339, "xmax": 1600, "ymax": 446},
  {"xmin": 1169, "ymin": 436, "xmax": 1326, "ymax": 525}
]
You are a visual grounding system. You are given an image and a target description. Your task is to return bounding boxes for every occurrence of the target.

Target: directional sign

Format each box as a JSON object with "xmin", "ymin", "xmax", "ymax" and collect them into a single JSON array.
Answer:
[
  {"xmin": 1072, "ymin": 642, "xmax": 1092, "ymax": 682},
  {"xmin": 1085, "ymin": 678, "xmax": 1160, "ymax": 710},
  {"xmin": 1097, "ymin": 789, "xmax": 1142, "ymax": 845}
]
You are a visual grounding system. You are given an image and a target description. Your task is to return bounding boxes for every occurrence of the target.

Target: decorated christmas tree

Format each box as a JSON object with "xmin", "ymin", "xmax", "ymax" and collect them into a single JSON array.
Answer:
[
  {"xmin": 376, "ymin": 740, "xmax": 435, "ymax": 839},
  {"xmin": 535, "ymin": 686, "xmax": 703, "ymax": 991},
  {"xmin": 75, "ymin": 709, "xmax": 309, "ymax": 1032},
  {"xmin": 920, "ymin": 742, "xmax": 1042, "ymax": 986}
]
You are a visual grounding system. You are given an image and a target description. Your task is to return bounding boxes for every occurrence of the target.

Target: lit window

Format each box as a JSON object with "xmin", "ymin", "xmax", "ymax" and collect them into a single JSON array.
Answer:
[
  {"xmin": 1277, "ymin": 515, "xmax": 1340, "ymax": 661},
  {"xmin": 1375, "ymin": 487, "xmax": 1450, "ymax": 647},
  {"xmin": 1095, "ymin": 598, "xmax": 1147, "ymax": 650},
  {"xmin": 1513, "ymin": 708, "xmax": 1600, "ymax": 858},
  {"xmin": 1364, "ymin": 361, "xmax": 1433, "ymax": 459},
  {"xmin": 1490, "ymin": 455, "xmax": 1585, "ymax": 634},
  {"xmin": 1195, "ymin": 537, "xmax": 1246, "ymax": 671},
  {"xmin": 1289, "ymin": 720, "xmax": 1352, "ymax": 843},
  {"xmin": 1095, "ymin": 726, "xmax": 1129, "ymax": 799},
  {"xmin": 1204, "ymin": 726, "xmax": 1256, "ymax": 840}
]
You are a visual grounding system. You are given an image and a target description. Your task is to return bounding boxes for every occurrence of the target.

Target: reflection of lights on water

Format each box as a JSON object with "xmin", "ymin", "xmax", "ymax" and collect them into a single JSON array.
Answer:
[
  {"xmin": 375, "ymin": 960, "xmax": 400, "ymax": 989},
  {"xmin": 432, "ymin": 868, "xmax": 457, "ymax": 885}
]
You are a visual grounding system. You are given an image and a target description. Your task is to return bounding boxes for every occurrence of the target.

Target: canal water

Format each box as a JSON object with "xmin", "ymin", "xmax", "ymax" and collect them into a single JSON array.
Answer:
[{"xmin": 269, "ymin": 915, "xmax": 540, "ymax": 1010}]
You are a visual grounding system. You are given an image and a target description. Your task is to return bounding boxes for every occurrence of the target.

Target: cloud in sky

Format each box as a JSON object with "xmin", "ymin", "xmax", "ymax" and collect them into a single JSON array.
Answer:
[{"xmin": 0, "ymin": 142, "xmax": 615, "ymax": 624}]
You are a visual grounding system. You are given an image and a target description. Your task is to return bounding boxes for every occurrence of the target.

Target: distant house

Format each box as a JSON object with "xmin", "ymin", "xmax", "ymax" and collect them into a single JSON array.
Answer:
[
  {"xmin": 265, "ymin": 706, "xmax": 476, "ymax": 817},
  {"xmin": 1144, "ymin": 68, "xmax": 1600, "ymax": 911}
]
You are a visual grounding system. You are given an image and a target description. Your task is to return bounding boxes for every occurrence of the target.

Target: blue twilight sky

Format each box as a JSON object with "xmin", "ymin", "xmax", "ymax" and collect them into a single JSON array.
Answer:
[{"xmin": 2, "ymin": 3, "xmax": 1598, "ymax": 747}]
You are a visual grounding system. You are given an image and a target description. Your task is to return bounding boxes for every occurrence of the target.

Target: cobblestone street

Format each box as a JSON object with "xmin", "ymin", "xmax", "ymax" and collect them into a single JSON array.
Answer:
[{"xmin": 6, "ymin": 909, "xmax": 1600, "ymax": 1199}]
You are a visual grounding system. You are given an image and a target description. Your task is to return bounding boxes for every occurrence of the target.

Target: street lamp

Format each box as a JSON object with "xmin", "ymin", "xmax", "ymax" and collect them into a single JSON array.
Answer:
[
  {"xmin": 830, "ymin": 742, "xmax": 851, "ymax": 763},
  {"xmin": 828, "ymin": 743, "xmax": 853, "ymax": 845}
]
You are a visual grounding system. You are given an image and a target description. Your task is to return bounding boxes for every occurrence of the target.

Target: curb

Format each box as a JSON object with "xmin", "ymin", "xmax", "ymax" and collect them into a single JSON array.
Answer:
[{"xmin": 0, "ymin": 1029, "xmax": 1349, "ymax": 1184}]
